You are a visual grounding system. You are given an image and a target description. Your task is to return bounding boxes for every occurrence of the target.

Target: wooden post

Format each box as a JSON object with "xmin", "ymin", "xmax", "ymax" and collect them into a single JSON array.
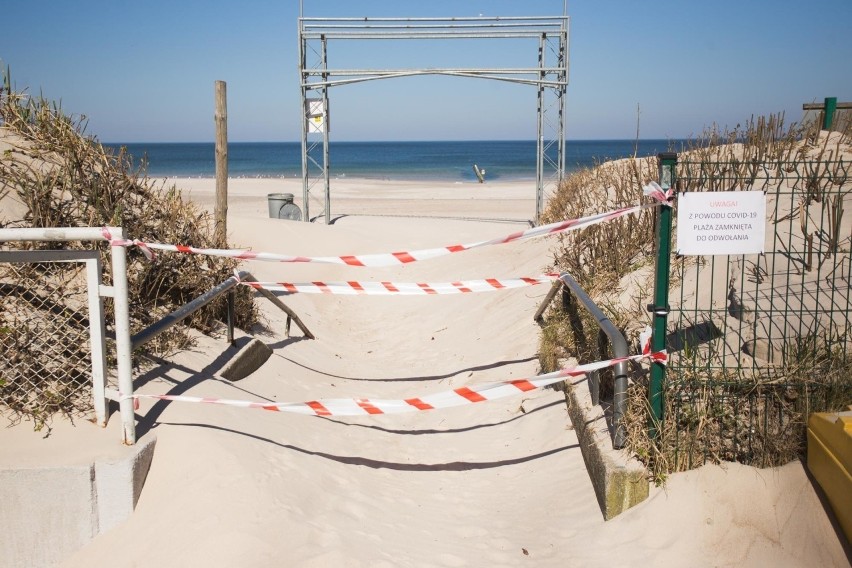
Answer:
[{"xmin": 215, "ymin": 80, "xmax": 228, "ymax": 247}]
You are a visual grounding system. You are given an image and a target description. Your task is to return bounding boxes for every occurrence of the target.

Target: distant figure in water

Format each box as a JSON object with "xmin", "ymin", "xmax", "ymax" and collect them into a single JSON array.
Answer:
[{"xmin": 473, "ymin": 164, "xmax": 486, "ymax": 183}]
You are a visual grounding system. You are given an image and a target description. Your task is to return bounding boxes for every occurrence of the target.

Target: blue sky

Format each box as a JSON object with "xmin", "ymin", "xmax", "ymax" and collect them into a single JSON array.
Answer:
[{"xmin": 2, "ymin": 0, "xmax": 850, "ymax": 142}]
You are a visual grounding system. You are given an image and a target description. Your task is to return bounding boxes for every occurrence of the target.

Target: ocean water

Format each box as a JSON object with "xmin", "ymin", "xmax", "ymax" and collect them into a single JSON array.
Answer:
[{"xmin": 104, "ymin": 140, "xmax": 682, "ymax": 182}]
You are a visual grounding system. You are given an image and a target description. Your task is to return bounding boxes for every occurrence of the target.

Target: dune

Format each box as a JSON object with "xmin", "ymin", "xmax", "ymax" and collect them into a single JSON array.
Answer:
[{"xmin": 3, "ymin": 174, "xmax": 848, "ymax": 567}]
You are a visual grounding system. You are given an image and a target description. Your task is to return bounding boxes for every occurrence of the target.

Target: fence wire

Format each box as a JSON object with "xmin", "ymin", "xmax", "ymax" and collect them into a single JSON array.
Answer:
[
  {"xmin": 665, "ymin": 158, "xmax": 852, "ymax": 468},
  {"xmin": 0, "ymin": 261, "xmax": 94, "ymax": 423}
]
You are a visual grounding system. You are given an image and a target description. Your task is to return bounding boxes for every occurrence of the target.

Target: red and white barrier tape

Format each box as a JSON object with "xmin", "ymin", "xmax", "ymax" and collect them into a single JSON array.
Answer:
[
  {"xmin": 102, "ymin": 185, "xmax": 670, "ymax": 267},
  {"xmin": 241, "ymin": 273, "xmax": 558, "ymax": 296},
  {"xmin": 101, "ymin": 228, "xmax": 157, "ymax": 260},
  {"xmin": 639, "ymin": 326, "xmax": 653, "ymax": 355},
  {"xmin": 122, "ymin": 349, "xmax": 667, "ymax": 416},
  {"xmin": 643, "ymin": 181, "xmax": 674, "ymax": 205}
]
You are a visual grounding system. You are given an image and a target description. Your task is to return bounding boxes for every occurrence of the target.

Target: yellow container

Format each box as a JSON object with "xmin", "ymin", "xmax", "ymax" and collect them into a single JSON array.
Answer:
[{"xmin": 807, "ymin": 408, "xmax": 852, "ymax": 542}]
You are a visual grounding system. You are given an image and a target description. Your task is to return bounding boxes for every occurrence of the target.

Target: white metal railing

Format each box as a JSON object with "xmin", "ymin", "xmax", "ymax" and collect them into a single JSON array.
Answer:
[{"xmin": 0, "ymin": 227, "xmax": 136, "ymax": 444}]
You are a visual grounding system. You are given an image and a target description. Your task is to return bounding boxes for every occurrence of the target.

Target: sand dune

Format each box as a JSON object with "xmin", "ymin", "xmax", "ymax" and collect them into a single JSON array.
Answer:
[{"xmin": 3, "ymin": 176, "xmax": 846, "ymax": 567}]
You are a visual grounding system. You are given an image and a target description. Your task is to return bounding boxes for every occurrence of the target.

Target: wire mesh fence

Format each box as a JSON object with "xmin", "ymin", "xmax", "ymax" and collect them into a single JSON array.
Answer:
[
  {"xmin": 0, "ymin": 259, "xmax": 95, "ymax": 425},
  {"xmin": 664, "ymin": 158, "xmax": 852, "ymax": 469}
]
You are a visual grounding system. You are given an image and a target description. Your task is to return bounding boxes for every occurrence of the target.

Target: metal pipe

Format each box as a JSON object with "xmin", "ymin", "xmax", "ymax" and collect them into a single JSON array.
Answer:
[
  {"xmin": 649, "ymin": 153, "xmax": 677, "ymax": 440},
  {"xmin": 299, "ymin": 18, "xmax": 310, "ymax": 223},
  {"xmin": 300, "ymin": 32, "xmax": 559, "ymax": 40},
  {"xmin": 306, "ymin": 72, "xmax": 565, "ymax": 90},
  {"xmin": 302, "ymin": 16, "xmax": 565, "ymax": 22},
  {"xmin": 321, "ymin": 34, "xmax": 331, "ymax": 225},
  {"xmin": 557, "ymin": 23, "xmax": 568, "ymax": 187},
  {"xmin": 0, "ymin": 226, "xmax": 119, "ymax": 242},
  {"xmin": 306, "ymin": 74, "xmax": 565, "ymax": 91},
  {"xmin": 533, "ymin": 280, "xmax": 562, "ymax": 323},
  {"xmin": 130, "ymin": 274, "xmax": 242, "ymax": 350},
  {"xmin": 823, "ymin": 97, "xmax": 838, "ymax": 130},
  {"xmin": 110, "ymin": 228, "xmax": 137, "ymax": 445},
  {"xmin": 85, "ymin": 254, "xmax": 108, "ymax": 428},
  {"xmin": 559, "ymin": 272, "xmax": 629, "ymax": 449},
  {"xmin": 226, "ymin": 290, "xmax": 235, "ymax": 346},
  {"xmin": 535, "ymin": 33, "xmax": 545, "ymax": 225},
  {"xmin": 303, "ymin": 67, "xmax": 568, "ymax": 75},
  {"xmin": 303, "ymin": 22, "xmax": 564, "ymax": 30},
  {"xmin": 240, "ymin": 271, "xmax": 316, "ymax": 340}
]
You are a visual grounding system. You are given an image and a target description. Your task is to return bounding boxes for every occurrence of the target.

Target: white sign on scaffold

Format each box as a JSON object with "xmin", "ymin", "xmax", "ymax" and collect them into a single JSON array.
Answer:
[
  {"xmin": 676, "ymin": 191, "xmax": 766, "ymax": 256},
  {"xmin": 307, "ymin": 99, "xmax": 325, "ymax": 134}
]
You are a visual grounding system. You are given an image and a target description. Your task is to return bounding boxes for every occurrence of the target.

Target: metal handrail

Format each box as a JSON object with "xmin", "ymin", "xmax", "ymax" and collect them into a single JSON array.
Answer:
[
  {"xmin": 0, "ymin": 230, "xmax": 317, "ymax": 446},
  {"xmin": 130, "ymin": 270, "xmax": 318, "ymax": 350},
  {"xmin": 130, "ymin": 272, "xmax": 243, "ymax": 350},
  {"xmin": 240, "ymin": 271, "xmax": 316, "ymax": 340},
  {"xmin": 557, "ymin": 272, "xmax": 629, "ymax": 449},
  {"xmin": 0, "ymin": 226, "xmax": 136, "ymax": 444}
]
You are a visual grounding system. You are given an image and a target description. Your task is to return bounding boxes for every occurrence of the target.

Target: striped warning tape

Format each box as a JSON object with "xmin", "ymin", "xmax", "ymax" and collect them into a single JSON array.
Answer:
[
  {"xmin": 122, "ymin": 349, "xmax": 667, "ymax": 416},
  {"xmin": 102, "ymin": 185, "xmax": 671, "ymax": 267},
  {"xmin": 241, "ymin": 273, "xmax": 559, "ymax": 295}
]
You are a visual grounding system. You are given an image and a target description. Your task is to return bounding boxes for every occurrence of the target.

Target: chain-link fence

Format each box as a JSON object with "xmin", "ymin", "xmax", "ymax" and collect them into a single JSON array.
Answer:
[
  {"xmin": 0, "ymin": 257, "xmax": 96, "ymax": 425},
  {"xmin": 663, "ymin": 158, "xmax": 852, "ymax": 468}
]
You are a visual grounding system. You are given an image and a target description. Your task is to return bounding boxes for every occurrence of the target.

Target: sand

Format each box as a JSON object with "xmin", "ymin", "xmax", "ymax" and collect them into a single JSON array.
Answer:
[{"xmin": 4, "ymin": 176, "xmax": 849, "ymax": 567}]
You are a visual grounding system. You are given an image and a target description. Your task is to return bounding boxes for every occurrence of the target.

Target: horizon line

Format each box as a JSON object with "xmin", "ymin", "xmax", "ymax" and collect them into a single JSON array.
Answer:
[{"xmin": 102, "ymin": 137, "xmax": 686, "ymax": 145}]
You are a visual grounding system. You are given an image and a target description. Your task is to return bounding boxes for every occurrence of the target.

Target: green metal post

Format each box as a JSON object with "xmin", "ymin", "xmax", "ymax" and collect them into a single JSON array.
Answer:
[
  {"xmin": 823, "ymin": 97, "xmax": 837, "ymax": 130},
  {"xmin": 649, "ymin": 152, "xmax": 677, "ymax": 439}
]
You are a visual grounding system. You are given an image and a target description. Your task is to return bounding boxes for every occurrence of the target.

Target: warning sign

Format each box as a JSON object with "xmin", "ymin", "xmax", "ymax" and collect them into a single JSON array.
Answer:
[
  {"xmin": 676, "ymin": 191, "xmax": 766, "ymax": 256},
  {"xmin": 307, "ymin": 99, "xmax": 325, "ymax": 134}
]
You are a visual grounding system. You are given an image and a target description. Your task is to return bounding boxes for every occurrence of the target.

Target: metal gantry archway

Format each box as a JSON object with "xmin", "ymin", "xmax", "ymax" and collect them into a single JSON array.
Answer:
[{"xmin": 298, "ymin": 15, "xmax": 569, "ymax": 225}]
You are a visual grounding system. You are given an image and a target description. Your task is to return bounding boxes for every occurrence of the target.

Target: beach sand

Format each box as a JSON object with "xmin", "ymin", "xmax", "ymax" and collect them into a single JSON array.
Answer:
[{"xmin": 4, "ymin": 176, "xmax": 849, "ymax": 567}]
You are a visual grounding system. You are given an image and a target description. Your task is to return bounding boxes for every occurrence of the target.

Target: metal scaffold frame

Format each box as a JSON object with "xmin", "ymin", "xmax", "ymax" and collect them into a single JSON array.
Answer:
[{"xmin": 298, "ymin": 12, "xmax": 569, "ymax": 225}]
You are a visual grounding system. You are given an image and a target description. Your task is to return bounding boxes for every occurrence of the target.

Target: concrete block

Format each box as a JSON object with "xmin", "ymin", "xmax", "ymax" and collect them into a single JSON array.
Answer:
[
  {"xmin": 0, "ymin": 432, "xmax": 156, "ymax": 567},
  {"xmin": 219, "ymin": 338, "xmax": 272, "ymax": 381},
  {"xmin": 0, "ymin": 465, "xmax": 97, "ymax": 568},
  {"xmin": 94, "ymin": 433, "xmax": 157, "ymax": 533},
  {"xmin": 563, "ymin": 366, "xmax": 649, "ymax": 520}
]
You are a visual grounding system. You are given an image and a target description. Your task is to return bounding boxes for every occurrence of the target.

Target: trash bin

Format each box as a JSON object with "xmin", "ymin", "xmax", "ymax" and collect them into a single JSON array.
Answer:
[{"xmin": 267, "ymin": 193, "xmax": 302, "ymax": 221}]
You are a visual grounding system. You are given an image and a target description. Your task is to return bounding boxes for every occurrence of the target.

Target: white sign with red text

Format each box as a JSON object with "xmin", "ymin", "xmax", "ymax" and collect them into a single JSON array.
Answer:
[{"xmin": 677, "ymin": 191, "xmax": 766, "ymax": 256}]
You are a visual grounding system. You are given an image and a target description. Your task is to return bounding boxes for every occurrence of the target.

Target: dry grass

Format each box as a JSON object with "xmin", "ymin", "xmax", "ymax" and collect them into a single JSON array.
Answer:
[
  {"xmin": 623, "ymin": 331, "xmax": 852, "ymax": 484},
  {"xmin": 542, "ymin": 157, "xmax": 659, "ymax": 299},
  {"xmin": 538, "ymin": 154, "xmax": 663, "ymax": 382},
  {"xmin": 1, "ymin": 70, "xmax": 257, "ymax": 428}
]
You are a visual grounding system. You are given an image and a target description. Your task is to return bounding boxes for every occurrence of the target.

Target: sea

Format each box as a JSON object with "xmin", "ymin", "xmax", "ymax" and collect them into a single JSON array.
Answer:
[{"xmin": 103, "ymin": 140, "xmax": 684, "ymax": 182}]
